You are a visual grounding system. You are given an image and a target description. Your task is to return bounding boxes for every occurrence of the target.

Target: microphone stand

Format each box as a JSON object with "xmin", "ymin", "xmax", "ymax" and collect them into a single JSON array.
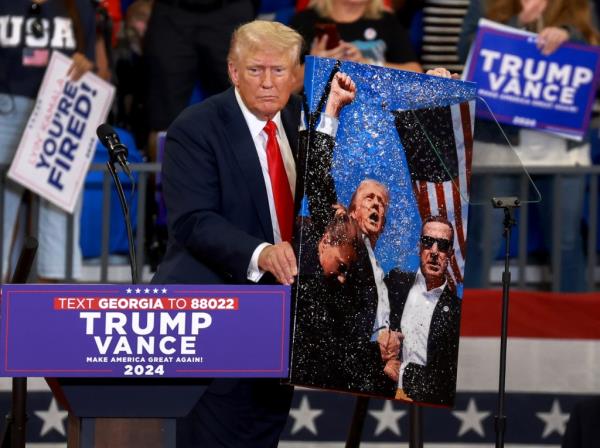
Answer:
[
  {"xmin": 106, "ymin": 159, "xmax": 138, "ymax": 284},
  {"xmin": 345, "ymin": 396, "xmax": 368, "ymax": 448},
  {"xmin": 491, "ymin": 196, "xmax": 519, "ymax": 448},
  {"xmin": 409, "ymin": 404, "xmax": 423, "ymax": 447},
  {"xmin": 345, "ymin": 395, "xmax": 423, "ymax": 448}
]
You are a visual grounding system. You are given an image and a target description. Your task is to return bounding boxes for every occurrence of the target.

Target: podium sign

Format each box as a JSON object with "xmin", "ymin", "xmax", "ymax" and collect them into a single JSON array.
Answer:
[{"xmin": 0, "ymin": 284, "xmax": 290, "ymax": 378}]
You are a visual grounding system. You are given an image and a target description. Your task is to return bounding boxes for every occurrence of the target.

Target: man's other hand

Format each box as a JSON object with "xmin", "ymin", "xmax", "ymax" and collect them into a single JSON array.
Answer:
[
  {"xmin": 426, "ymin": 67, "xmax": 460, "ymax": 79},
  {"xmin": 377, "ymin": 329, "xmax": 403, "ymax": 362},
  {"xmin": 258, "ymin": 242, "xmax": 298, "ymax": 285}
]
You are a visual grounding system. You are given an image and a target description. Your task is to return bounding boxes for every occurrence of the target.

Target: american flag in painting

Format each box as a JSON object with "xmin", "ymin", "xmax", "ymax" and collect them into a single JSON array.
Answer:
[
  {"xmin": 4, "ymin": 290, "xmax": 598, "ymax": 447},
  {"xmin": 393, "ymin": 102, "xmax": 475, "ymax": 288}
]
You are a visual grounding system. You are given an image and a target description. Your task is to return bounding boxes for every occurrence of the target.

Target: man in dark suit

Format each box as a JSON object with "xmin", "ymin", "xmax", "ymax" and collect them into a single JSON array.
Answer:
[
  {"xmin": 339, "ymin": 179, "xmax": 403, "ymax": 396},
  {"xmin": 291, "ymin": 213, "xmax": 364, "ymax": 388},
  {"xmin": 385, "ymin": 215, "xmax": 461, "ymax": 406},
  {"xmin": 152, "ymin": 20, "xmax": 303, "ymax": 448}
]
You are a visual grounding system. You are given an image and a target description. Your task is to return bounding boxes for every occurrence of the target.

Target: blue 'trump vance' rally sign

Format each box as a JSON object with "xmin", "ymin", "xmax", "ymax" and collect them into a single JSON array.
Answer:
[{"xmin": 464, "ymin": 19, "xmax": 600, "ymax": 141}]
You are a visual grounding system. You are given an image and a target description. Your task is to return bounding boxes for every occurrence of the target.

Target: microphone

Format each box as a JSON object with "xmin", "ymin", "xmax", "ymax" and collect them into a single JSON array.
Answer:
[{"xmin": 96, "ymin": 123, "xmax": 132, "ymax": 177}]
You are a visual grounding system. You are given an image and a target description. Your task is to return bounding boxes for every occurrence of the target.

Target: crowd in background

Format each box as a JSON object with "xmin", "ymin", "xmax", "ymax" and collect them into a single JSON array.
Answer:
[{"xmin": 2, "ymin": 0, "xmax": 600, "ymax": 291}]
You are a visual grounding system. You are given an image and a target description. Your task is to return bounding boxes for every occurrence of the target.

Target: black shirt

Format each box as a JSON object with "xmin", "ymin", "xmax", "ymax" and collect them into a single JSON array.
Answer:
[
  {"xmin": 0, "ymin": 0, "xmax": 96, "ymax": 98},
  {"xmin": 290, "ymin": 9, "xmax": 417, "ymax": 65}
]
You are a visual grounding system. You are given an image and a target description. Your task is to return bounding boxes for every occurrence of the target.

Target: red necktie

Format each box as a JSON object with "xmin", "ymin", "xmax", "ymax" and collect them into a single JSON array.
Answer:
[{"xmin": 264, "ymin": 120, "xmax": 294, "ymax": 243}]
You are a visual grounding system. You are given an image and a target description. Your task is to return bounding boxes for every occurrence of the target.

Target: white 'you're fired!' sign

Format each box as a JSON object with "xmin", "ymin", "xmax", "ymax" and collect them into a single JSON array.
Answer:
[{"xmin": 8, "ymin": 51, "xmax": 115, "ymax": 213}]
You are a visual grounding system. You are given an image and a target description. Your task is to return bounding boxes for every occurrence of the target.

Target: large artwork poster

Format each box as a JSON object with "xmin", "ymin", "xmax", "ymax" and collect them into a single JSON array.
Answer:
[{"xmin": 289, "ymin": 57, "xmax": 477, "ymax": 407}]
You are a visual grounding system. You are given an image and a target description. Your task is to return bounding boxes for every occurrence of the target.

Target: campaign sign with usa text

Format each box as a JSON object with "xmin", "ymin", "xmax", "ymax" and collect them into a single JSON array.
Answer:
[
  {"xmin": 7, "ymin": 51, "xmax": 115, "ymax": 213},
  {"xmin": 464, "ymin": 19, "xmax": 600, "ymax": 140},
  {"xmin": 0, "ymin": 284, "xmax": 290, "ymax": 378}
]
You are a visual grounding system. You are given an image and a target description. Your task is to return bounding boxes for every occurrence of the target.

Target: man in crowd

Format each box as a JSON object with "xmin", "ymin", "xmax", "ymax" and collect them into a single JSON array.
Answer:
[
  {"xmin": 143, "ymin": 0, "xmax": 255, "ymax": 134},
  {"xmin": 152, "ymin": 20, "xmax": 303, "ymax": 447},
  {"xmin": 385, "ymin": 215, "xmax": 461, "ymax": 406}
]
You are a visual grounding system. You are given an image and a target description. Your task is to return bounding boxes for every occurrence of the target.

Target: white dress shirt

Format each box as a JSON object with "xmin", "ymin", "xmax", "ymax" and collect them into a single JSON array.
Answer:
[
  {"xmin": 365, "ymin": 237, "xmax": 390, "ymax": 341},
  {"xmin": 398, "ymin": 269, "xmax": 446, "ymax": 389},
  {"xmin": 235, "ymin": 89, "xmax": 295, "ymax": 281}
]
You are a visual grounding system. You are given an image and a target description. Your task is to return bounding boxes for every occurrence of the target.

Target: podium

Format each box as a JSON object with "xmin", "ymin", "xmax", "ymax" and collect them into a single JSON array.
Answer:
[
  {"xmin": 0, "ymin": 284, "xmax": 291, "ymax": 448},
  {"xmin": 52, "ymin": 378, "xmax": 208, "ymax": 448}
]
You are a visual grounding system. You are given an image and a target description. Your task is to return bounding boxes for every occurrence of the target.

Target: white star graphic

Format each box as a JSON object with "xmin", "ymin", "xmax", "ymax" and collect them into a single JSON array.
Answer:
[
  {"xmin": 126, "ymin": 288, "xmax": 132, "ymax": 294},
  {"xmin": 289, "ymin": 396, "xmax": 323, "ymax": 435},
  {"xmin": 369, "ymin": 400, "xmax": 406, "ymax": 436},
  {"xmin": 144, "ymin": 288, "xmax": 150, "ymax": 293},
  {"xmin": 34, "ymin": 398, "xmax": 68, "ymax": 437},
  {"xmin": 453, "ymin": 398, "xmax": 490, "ymax": 437},
  {"xmin": 153, "ymin": 288, "xmax": 159, "ymax": 293},
  {"xmin": 537, "ymin": 399, "xmax": 569, "ymax": 438},
  {"xmin": 135, "ymin": 288, "xmax": 141, "ymax": 294},
  {"xmin": 162, "ymin": 288, "xmax": 167, "ymax": 294}
]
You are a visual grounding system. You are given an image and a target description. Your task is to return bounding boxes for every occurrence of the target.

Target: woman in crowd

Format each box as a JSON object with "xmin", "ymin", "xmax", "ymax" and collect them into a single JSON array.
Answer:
[
  {"xmin": 0, "ymin": 0, "xmax": 97, "ymax": 281},
  {"xmin": 458, "ymin": 0, "xmax": 599, "ymax": 291},
  {"xmin": 290, "ymin": 0, "xmax": 422, "ymax": 72}
]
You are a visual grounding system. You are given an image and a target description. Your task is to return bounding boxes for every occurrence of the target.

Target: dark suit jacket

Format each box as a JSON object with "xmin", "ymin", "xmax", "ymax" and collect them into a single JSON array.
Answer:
[
  {"xmin": 153, "ymin": 87, "xmax": 302, "ymax": 285},
  {"xmin": 385, "ymin": 269, "xmax": 461, "ymax": 406}
]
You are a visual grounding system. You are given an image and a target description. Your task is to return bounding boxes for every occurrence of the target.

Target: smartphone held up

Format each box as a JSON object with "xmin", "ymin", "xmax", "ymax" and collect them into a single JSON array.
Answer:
[{"xmin": 315, "ymin": 22, "xmax": 341, "ymax": 49}]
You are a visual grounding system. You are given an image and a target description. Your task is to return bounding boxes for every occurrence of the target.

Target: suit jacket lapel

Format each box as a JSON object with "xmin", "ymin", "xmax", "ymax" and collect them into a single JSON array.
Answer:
[
  {"xmin": 428, "ymin": 286, "xmax": 454, "ymax": 349},
  {"xmin": 281, "ymin": 95, "xmax": 302, "ymax": 213},
  {"xmin": 221, "ymin": 89, "xmax": 274, "ymax": 243}
]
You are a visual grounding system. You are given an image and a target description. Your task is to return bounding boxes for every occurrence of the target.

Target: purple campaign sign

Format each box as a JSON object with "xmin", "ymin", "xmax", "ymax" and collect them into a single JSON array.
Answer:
[
  {"xmin": 464, "ymin": 19, "xmax": 600, "ymax": 140},
  {"xmin": 0, "ymin": 284, "xmax": 290, "ymax": 378}
]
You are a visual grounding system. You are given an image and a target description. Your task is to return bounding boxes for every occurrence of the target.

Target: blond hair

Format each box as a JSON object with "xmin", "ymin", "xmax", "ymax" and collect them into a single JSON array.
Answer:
[
  {"xmin": 485, "ymin": 0, "xmax": 599, "ymax": 45},
  {"xmin": 228, "ymin": 20, "xmax": 304, "ymax": 66},
  {"xmin": 308, "ymin": 0, "xmax": 386, "ymax": 20}
]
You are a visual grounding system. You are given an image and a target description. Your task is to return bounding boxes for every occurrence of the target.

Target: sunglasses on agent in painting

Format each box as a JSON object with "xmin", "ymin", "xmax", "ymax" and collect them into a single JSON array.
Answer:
[
  {"xmin": 28, "ymin": 1, "xmax": 44, "ymax": 39},
  {"xmin": 420, "ymin": 235, "xmax": 452, "ymax": 253}
]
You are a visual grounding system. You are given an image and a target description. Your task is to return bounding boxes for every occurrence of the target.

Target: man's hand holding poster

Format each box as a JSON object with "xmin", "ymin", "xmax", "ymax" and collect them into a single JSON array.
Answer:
[
  {"xmin": 7, "ymin": 51, "xmax": 115, "ymax": 213},
  {"xmin": 289, "ymin": 57, "xmax": 476, "ymax": 407},
  {"xmin": 463, "ymin": 18, "xmax": 600, "ymax": 140}
]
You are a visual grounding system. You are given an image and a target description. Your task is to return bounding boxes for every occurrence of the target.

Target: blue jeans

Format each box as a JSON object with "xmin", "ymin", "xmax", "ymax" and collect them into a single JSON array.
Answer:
[{"xmin": 0, "ymin": 94, "xmax": 82, "ymax": 280}]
